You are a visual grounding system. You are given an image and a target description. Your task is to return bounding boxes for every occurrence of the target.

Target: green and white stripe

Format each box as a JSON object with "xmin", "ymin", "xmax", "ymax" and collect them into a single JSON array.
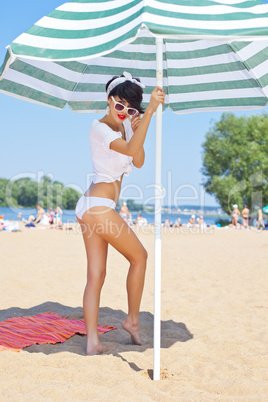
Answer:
[{"xmin": 1, "ymin": 0, "xmax": 268, "ymax": 114}]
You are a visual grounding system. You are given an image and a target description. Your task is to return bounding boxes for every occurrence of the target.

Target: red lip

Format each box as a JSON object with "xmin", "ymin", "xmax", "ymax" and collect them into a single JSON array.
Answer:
[{"xmin": 118, "ymin": 114, "xmax": 126, "ymax": 120}]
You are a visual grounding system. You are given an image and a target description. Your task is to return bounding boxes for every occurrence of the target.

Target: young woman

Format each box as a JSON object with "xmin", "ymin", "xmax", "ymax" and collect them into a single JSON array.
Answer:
[{"xmin": 75, "ymin": 72, "xmax": 165, "ymax": 355}]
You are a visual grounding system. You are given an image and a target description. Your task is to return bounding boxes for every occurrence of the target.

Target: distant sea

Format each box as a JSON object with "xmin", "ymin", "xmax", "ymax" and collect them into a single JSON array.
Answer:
[{"xmin": 0, "ymin": 206, "xmax": 227, "ymax": 226}]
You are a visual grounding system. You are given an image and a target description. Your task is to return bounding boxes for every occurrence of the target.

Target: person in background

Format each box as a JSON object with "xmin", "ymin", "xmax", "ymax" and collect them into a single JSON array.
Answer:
[
  {"xmin": 119, "ymin": 201, "xmax": 131, "ymax": 222},
  {"xmin": 33, "ymin": 204, "xmax": 45, "ymax": 224},
  {"xmin": 241, "ymin": 205, "xmax": 250, "ymax": 229},
  {"xmin": 164, "ymin": 216, "xmax": 170, "ymax": 227},
  {"xmin": 54, "ymin": 206, "xmax": 63, "ymax": 226},
  {"xmin": 231, "ymin": 204, "xmax": 240, "ymax": 228},
  {"xmin": 127, "ymin": 212, "xmax": 133, "ymax": 226},
  {"xmin": 187, "ymin": 215, "xmax": 195, "ymax": 228},
  {"xmin": 197, "ymin": 215, "xmax": 206, "ymax": 228},
  {"xmin": 48, "ymin": 207, "xmax": 55, "ymax": 225},
  {"xmin": 257, "ymin": 208, "xmax": 265, "ymax": 230},
  {"xmin": 174, "ymin": 216, "xmax": 181, "ymax": 227},
  {"xmin": 135, "ymin": 213, "xmax": 148, "ymax": 226}
]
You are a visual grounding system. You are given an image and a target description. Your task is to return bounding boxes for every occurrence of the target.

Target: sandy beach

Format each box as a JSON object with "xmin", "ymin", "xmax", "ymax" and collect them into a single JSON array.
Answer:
[{"xmin": 1, "ymin": 223, "xmax": 268, "ymax": 401}]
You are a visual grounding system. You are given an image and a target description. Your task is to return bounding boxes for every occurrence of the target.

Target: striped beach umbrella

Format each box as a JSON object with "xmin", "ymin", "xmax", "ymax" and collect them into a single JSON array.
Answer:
[
  {"xmin": 1, "ymin": 0, "xmax": 268, "ymax": 113},
  {"xmin": 1, "ymin": 0, "xmax": 268, "ymax": 380}
]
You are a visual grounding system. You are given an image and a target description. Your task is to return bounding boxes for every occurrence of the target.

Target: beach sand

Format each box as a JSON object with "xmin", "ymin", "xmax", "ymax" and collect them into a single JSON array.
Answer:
[{"xmin": 1, "ymin": 223, "xmax": 268, "ymax": 401}]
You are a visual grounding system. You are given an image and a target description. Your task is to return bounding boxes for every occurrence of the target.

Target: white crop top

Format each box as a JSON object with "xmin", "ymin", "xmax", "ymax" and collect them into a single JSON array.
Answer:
[{"xmin": 89, "ymin": 119, "xmax": 134, "ymax": 184}]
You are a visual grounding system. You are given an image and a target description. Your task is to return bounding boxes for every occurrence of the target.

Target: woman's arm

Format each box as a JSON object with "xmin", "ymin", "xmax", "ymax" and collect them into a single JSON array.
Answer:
[
  {"xmin": 132, "ymin": 147, "xmax": 145, "ymax": 168},
  {"xmin": 131, "ymin": 113, "xmax": 145, "ymax": 168},
  {"xmin": 110, "ymin": 87, "xmax": 165, "ymax": 156}
]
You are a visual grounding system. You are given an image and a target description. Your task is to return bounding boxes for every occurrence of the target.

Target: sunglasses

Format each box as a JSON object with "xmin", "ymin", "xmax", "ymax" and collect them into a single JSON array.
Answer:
[{"xmin": 111, "ymin": 96, "xmax": 138, "ymax": 117}]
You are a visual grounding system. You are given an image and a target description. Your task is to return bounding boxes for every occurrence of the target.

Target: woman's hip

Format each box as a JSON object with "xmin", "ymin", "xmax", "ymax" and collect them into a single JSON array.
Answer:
[{"xmin": 75, "ymin": 195, "xmax": 116, "ymax": 220}]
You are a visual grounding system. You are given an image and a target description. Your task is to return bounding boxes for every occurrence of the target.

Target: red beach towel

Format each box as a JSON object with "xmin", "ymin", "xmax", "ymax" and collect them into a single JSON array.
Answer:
[{"xmin": 0, "ymin": 312, "xmax": 116, "ymax": 351}]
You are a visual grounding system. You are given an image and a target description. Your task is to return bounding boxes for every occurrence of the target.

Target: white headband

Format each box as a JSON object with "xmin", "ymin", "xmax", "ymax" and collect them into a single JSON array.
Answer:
[{"xmin": 107, "ymin": 71, "xmax": 145, "ymax": 96}]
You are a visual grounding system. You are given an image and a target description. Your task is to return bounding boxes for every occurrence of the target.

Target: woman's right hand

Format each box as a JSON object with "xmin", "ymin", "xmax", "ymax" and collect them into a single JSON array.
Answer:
[{"xmin": 147, "ymin": 86, "xmax": 165, "ymax": 114}]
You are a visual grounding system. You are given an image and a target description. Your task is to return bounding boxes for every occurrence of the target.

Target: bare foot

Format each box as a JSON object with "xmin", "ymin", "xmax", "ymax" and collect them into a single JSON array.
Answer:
[
  {"xmin": 122, "ymin": 320, "xmax": 142, "ymax": 345},
  {"xmin": 86, "ymin": 342, "xmax": 114, "ymax": 356}
]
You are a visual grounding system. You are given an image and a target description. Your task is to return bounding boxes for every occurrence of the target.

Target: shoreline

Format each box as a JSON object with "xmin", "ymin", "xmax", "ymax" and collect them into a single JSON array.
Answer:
[{"xmin": 1, "ymin": 220, "xmax": 267, "ymax": 235}]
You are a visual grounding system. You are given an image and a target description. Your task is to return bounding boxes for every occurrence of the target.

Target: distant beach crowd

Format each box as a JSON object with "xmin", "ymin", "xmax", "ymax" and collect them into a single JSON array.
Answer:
[
  {"xmin": 119, "ymin": 202, "xmax": 267, "ymax": 231},
  {"xmin": 120, "ymin": 201, "xmax": 208, "ymax": 229},
  {"xmin": 0, "ymin": 204, "xmax": 72, "ymax": 232},
  {"xmin": 0, "ymin": 202, "xmax": 267, "ymax": 232}
]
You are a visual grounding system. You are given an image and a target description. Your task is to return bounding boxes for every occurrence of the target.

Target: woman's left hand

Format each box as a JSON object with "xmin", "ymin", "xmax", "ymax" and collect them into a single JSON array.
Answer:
[{"xmin": 131, "ymin": 114, "xmax": 142, "ymax": 132}]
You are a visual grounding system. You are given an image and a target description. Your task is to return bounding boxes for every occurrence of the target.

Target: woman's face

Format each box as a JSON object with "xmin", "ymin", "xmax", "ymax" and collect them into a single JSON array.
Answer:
[{"xmin": 108, "ymin": 95, "xmax": 136, "ymax": 123}]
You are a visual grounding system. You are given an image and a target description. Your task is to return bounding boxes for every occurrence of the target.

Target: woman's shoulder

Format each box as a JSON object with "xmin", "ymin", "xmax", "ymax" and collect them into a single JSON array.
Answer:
[
  {"xmin": 91, "ymin": 119, "xmax": 121, "ymax": 134},
  {"xmin": 90, "ymin": 119, "xmax": 123, "ymax": 150},
  {"xmin": 90, "ymin": 120, "xmax": 112, "ymax": 138},
  {"xmin": 91, "ymin": 119, "xmax": 108, "ymax": 131}
]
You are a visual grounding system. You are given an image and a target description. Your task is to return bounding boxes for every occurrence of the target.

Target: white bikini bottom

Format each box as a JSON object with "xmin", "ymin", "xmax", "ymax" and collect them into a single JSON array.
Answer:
[{"xmin": 75, "ymin": 195, "xmax": 116, "ymax": 220}]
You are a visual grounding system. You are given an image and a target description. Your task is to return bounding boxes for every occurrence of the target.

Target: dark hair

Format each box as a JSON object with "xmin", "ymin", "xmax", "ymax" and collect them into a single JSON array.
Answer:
[{"xmin": 106, "ymin": 75, "xmax": 145, "ymax": 114}]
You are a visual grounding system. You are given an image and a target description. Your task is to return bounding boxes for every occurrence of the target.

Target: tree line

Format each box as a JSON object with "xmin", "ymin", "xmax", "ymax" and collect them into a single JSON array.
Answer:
[
  {"xmin": 0, "ymin": 176, "xmax": 81, "ymax": 210},
  {"xmin": 0, "ymin": 176, "xmax": 145, "ymax": 212}
]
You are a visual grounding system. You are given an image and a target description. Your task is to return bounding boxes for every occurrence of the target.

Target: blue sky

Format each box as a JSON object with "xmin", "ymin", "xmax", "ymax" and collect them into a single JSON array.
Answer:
[{"xmin": 1, "ymin": 1, "xmax": 268, "ymax": 208}]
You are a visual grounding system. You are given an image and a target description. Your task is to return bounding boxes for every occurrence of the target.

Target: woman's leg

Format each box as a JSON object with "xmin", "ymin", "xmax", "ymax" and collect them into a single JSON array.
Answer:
[
  {"xmin": 81, "ymin": 207, "xmax": 148, "ymax": 345},
  {"xmin": 77, "ymin": 216, "xmax": 111, "ymax": 355}
]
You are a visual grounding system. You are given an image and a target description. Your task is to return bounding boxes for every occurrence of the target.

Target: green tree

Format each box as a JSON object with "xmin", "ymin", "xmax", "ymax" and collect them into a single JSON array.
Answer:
[
  {"xmin": 15, "ymin": 178, "xmax": 38, "ymax": 207},
  {"xmin": 52, "ymin": 181, "xmax": 64, "ymax": 207},
  {"xmin": 37, "ymin": 175, "xmax": 53, "ymax": 209},
  {"xmin": 62, "ymin": 187, "xmax": 81, "ymax": 210},
  {"xmin": 202, "ymin": 113, "xmax": 268, "ymax": 215},
  {"xmin": 0, "ymin": 176, "xmax": 81, "ymax": 210},
  {"xmin": 0, "ymin": 178, "xmax": 9, "ymax": 206},
  {"xmin": 126, "ymin": 199, "xmax": 144, "ymax": 212}
]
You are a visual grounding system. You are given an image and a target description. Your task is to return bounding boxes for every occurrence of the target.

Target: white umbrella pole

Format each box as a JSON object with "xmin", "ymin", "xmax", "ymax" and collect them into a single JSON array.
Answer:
[{"xmin": 153, "ymin": 37, "xmax": 163, "ymax": 381}]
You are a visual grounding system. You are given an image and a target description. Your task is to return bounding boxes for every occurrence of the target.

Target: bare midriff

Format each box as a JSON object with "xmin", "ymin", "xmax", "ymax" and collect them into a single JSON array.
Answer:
[{"xmin": 84, "ymin": 175, "xmax": 124, "ymax": 205}]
